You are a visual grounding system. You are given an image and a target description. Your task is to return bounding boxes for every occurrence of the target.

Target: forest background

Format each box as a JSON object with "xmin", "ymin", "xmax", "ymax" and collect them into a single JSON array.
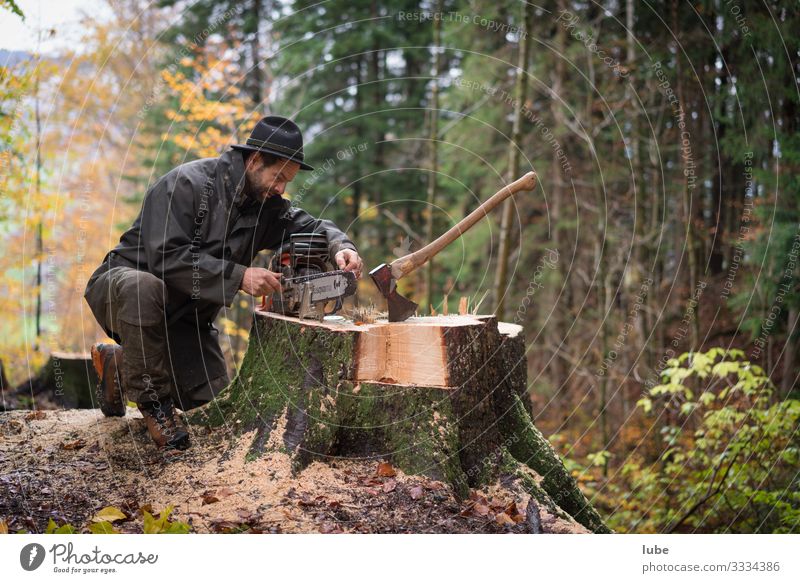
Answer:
[{"xmin": 0, "ymin": 0, "xmax": 798, "ymax": 533}]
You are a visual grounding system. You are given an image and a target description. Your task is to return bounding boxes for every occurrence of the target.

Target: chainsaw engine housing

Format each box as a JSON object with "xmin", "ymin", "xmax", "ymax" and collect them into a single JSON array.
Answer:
[{"xmin": 267, "ymin": 233, "xmax": 356, "ymax": 319}]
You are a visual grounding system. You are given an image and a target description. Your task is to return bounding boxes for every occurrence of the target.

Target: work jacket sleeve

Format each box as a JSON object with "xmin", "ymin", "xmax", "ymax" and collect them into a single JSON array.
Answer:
[
  {"xmin": 271, "ymin": 203, "xmax": 358, "ymax": 262},
  {"xmin": 140, "ymin": 176, "xmax": 246, "ymax": 307}
]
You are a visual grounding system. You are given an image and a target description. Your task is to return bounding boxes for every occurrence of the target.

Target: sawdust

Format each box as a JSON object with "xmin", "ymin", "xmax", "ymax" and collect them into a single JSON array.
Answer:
[{"xmin": 1, "ymin": 408, "xmax": 588, "ymax": 534}]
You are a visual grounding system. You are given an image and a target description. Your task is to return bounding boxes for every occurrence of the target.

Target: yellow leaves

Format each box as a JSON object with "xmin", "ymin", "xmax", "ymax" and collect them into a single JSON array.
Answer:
[
  {"xmin": 636, "ymin": 396, "xmax": 653, "ymax": 414},
  {"xmin": 160, "ymin": 40, "xmax": 258, "ymax": 161},
  {"xmin": 88, "ymin": 522, "xmax": 119, "ymax": 534},
  {"xmin": 142, "ymin": 506, "xmax": 190, "ymax": 534},
  {"xmin": 91, "ymin": 506, "xmax": 127, "ymax": 523},
  {"xmin": 87, "ymin": 506, "xmax": 127, "ymax": 534}
]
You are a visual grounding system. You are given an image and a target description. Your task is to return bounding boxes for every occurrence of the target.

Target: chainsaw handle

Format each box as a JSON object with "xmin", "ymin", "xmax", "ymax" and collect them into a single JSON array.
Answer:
[{"xmin": 389, "ymin": 171, "xmax": 538, "ymax": 280}]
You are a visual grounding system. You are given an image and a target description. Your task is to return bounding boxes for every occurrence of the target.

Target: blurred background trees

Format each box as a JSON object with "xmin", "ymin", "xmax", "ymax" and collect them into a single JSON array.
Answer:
[{"xmin": 1, "ymin": 0, "xmax": 798, "ymax": 532}]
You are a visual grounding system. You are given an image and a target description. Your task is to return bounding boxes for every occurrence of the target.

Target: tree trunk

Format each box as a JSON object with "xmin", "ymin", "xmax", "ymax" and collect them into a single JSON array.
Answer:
[
  {"xmin": 493, "ymin": 0, "xmax": 534, "ymax": 319},
  {"xmin": 191, "ymin": 311, "xmax": 612, "ymax": 533},
  {"xmin": 424, "ymin": 0, "xmax": 443, "ymax": 314},
  {"xmin": 8, "ymin": 352, "xmax": 97, "ymax": 410}
]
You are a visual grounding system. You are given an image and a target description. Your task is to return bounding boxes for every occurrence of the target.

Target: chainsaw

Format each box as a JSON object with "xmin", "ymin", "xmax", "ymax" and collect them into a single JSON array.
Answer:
[{"xmin": 260, "ymin": 233, "xmax": 357, "ymax": 320}]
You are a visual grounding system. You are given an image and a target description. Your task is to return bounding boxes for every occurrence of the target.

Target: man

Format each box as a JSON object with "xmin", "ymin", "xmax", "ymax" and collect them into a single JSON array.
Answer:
[{"xmin": 84, "ymin": 116, "xmax": 362, "ymax": 450}]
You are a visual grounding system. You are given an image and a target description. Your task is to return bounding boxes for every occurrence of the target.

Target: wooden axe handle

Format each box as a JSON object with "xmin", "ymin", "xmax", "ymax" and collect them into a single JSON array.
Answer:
[{"xmin": 390, "ymin": 171, "xmax": 538, "ymax": 280}]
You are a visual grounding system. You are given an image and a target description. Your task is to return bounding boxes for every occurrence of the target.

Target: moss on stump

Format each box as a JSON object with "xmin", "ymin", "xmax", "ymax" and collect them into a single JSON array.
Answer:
[{"xmin": 191, "ymin": 311, "xmax": 611, "ymax": 533}]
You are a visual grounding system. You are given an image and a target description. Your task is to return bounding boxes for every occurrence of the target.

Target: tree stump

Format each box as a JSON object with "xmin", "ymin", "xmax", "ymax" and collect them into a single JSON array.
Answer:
[
  {"xmin": 5, "ymin": 352, "xmax": 97, "ymax": 410},
  {"xmin": 192, "ymin": 311, "xmax": 611, "ymax": 533}
]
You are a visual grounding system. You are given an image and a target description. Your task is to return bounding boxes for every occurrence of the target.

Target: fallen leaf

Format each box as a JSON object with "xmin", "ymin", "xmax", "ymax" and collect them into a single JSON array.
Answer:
[
  {"xmin": 216, "ymin": 487, "xmax": 235, "ymax": 498},
  {"xmin": 319, "ymin": 522, "xmax": 343, "ymax": 534},
  {"xmin": 88, "ymin": 521, "xmax": 119, "ymax": 534},
  {"xmin": 24, "ymin": 411, "xmax": 46, "ymax": 421},
  {"xmin": 61, "ymin": 439, "xmax": 87, "ymax": 450},
  {"xmin": 91, "ymin": 506, "xmax": 127, "ymax": 523},
  {"xmin": 469, "ymin": 491, "xmax": 488, "ymax": 505},
  {"xmin": 495, "ymin": 512, "xmax": 515, "ymax": 526},
  {"xmin": 383, "ymin": 479, "xmax": 397, "ymax": 493},
  {"xmin": 0, "ymin": 520, "xmax": 8, "ymax": 534},
  {"xmin": 409, "ymin": 485, "xmax": 424, "ymax": 500},
  {"xmin": 237, "ymin": 509, "xmax": 259, "ymax": 521},
  {"xmin": 201, "ymin": 495, "xmax": 219, "ymax": 505},
  {"xmin": 376, "ymin": 462, "xmax": 396, "ymax": 477},
  {"xmin": 209, "ymin": 519, "xmax": 242, "ymax": 533}
]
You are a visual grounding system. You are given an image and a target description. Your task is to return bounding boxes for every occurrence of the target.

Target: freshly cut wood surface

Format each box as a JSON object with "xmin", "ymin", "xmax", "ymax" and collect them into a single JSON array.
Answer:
[{"xmin": 258, "ymin": 310, "xmax": 490, "ymax": 388}]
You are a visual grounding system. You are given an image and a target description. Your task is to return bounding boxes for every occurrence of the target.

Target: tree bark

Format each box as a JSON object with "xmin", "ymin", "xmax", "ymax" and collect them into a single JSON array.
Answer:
[
  {"xmin": 493, "ymin": 1, "xmax": 534, "ymax": 319},
  {"xmin": 191, "ymin": 311, "xmax": 612, "ymax": 533},
  {"xmin": 7, "ymin": 353, "xmax": 97, "ymax": 410}
]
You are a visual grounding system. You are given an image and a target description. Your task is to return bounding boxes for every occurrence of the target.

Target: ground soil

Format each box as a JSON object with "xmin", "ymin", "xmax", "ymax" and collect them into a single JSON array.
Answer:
[{"xmin": 0, "ymin": 408, "xmax": 587, "ymax": 534}]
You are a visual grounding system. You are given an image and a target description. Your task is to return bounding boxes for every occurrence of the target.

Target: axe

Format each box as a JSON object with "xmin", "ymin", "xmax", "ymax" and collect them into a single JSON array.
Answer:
[{"xmin": 369, "ymin": 171, "xmax": 538, "ymax": 321}]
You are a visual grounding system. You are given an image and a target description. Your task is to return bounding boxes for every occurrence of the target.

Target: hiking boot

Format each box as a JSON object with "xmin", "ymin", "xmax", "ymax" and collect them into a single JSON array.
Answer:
[
  {"xmin": 91, "ymin": 343, "xmax": 126, "ymax": 417},
  {"xmin": 138, "ymin": 398, "xmax": 190, "ymax": 450}
]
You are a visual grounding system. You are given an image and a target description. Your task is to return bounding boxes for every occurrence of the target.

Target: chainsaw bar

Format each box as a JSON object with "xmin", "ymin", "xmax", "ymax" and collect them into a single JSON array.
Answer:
[{"xmin": 287, "ymin": 269, "xmax": 358, "ymax": 303}]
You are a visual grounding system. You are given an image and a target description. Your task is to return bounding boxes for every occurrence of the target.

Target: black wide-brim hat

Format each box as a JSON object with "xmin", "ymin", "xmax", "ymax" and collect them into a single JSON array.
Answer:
[{"xmin": 232, "ymin": 115, "xmax": 314, "ymax": 171}]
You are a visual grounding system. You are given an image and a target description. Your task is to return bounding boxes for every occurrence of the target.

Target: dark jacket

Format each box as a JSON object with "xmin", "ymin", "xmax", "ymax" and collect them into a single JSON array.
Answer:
[{"xmin": 90, "ymin": 148, "xmax": 357, "ymax": 326}]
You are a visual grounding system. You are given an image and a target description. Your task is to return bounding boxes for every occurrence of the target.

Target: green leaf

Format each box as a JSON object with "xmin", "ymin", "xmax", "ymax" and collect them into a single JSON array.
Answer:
[
  {"xmin": 45, "ymin": 519, "xmax": 76, "ymax": 534},
  {"xmin": 699, "ymin": 391, "xmax": 716, "ymax": 406},
  {"xmin": 142, "ymin": 511, "xmax": 157, "ymax": 534},
  {"xmin": 637, "ymin": 397, "xmax": 653, "ymax": 414},
  {"xmin": 712, "ymin": 361, "xmax": 739, "ymax": 378},
  {"xmin": 142, "ymin": 506, "xmax": 189, "ymax": 534},
  {"xmin": 162, "ymin": 521, "xmax": 190, "ymax": 534},
  {"xmin": 88, "ymin": 521, "xmax": 119, "ymax": 534}
]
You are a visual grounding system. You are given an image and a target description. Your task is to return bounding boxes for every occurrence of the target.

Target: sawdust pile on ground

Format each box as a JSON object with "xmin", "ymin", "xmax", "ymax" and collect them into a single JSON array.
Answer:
[{"xmin": 0, "ymin": 409, "xmax": 587, "ymax": 534}]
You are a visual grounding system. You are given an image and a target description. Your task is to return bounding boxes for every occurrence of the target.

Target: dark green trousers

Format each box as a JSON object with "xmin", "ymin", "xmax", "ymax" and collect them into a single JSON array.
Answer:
[{"xmin": 84, "ymin": 266, "xmax": 228, "ymax": 409}]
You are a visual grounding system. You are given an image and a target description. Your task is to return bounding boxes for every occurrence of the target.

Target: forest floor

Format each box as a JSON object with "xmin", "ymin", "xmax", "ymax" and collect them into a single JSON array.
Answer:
[{"xmin": 0, "ymin": 408, "xmax": 587, "ymax": 534}]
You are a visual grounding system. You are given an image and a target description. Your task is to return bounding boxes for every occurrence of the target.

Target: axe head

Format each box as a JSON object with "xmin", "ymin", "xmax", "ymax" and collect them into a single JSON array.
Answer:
[{"xmin": 369, "ymin": 263, "xmax": 418, "ymax": 322}]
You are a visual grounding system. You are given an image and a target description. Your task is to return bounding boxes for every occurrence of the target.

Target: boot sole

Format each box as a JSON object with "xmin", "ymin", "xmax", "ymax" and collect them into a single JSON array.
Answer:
[{"xmin": 91, "ymin": 344, "xmax": 126, "ymax": 417}]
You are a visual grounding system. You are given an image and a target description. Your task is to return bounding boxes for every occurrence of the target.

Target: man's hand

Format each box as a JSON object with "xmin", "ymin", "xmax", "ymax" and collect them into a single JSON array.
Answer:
[
  {"xmin": 240, "ymin": 267, "xmax": 283, "ymax": 296},
  {"xmin": 335, "ymin": 249, "xmax": 363, "ymax": 279}
]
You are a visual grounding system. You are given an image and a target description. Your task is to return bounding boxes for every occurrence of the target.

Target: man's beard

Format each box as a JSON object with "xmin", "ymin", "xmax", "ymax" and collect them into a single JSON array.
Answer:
[{"xmin": 244, "ymin": 174, "xmax": 281, "ymax": 201}]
